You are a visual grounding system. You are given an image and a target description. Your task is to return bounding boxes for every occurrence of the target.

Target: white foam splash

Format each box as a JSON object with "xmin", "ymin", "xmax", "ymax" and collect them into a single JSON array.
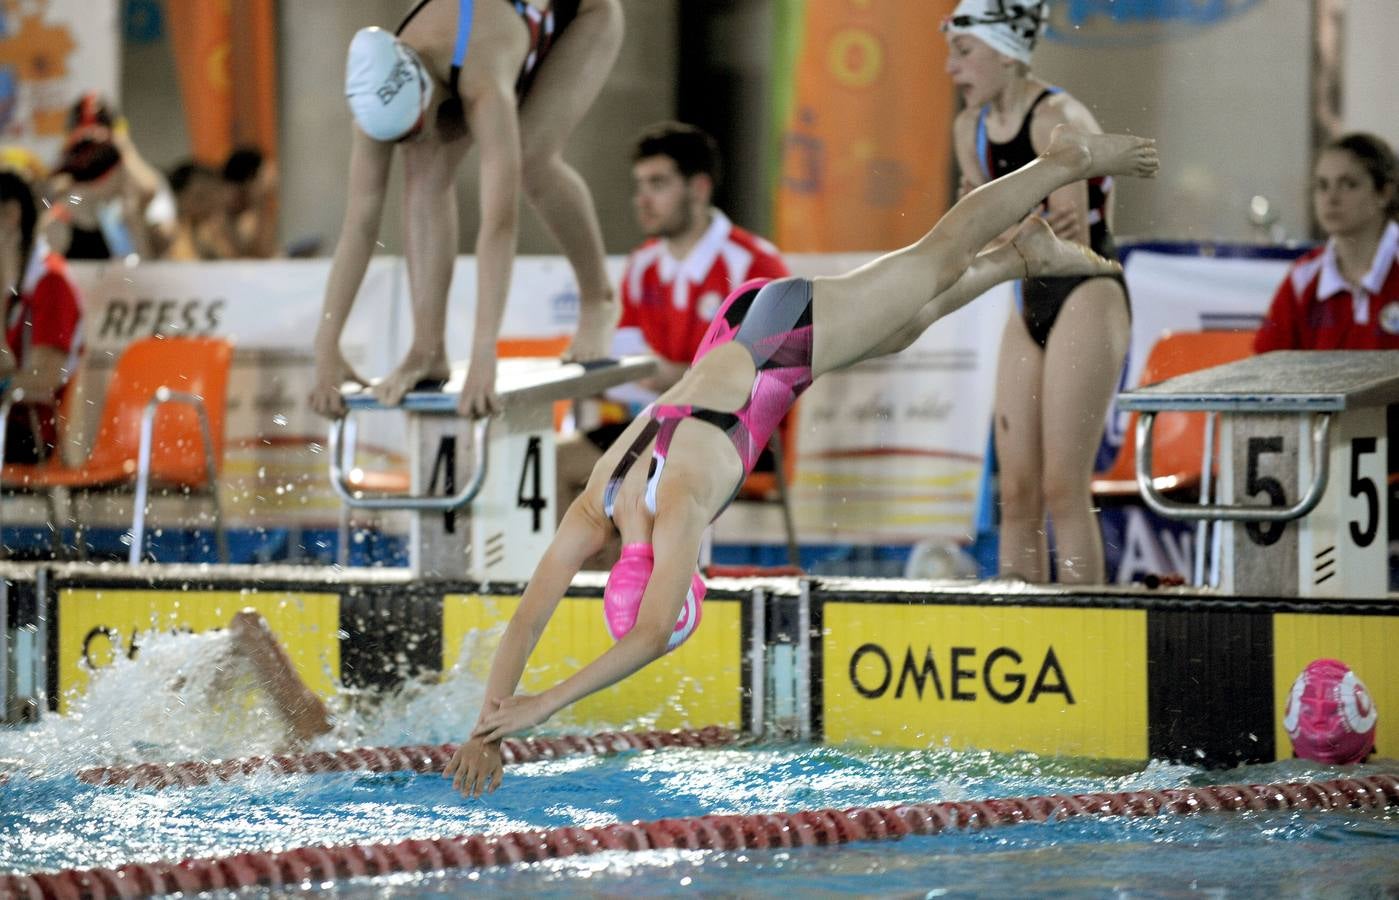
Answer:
[
  {"xmin": 0, "ymin": 625, "xmax": 506, "ymax": 777},
  {"xmin": 0, "ymin": 629, "xmax": 292, "ymax": 774}
]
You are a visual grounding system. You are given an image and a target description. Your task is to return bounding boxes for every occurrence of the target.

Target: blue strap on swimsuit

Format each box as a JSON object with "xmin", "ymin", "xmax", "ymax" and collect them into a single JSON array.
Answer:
[
  {"xmin": 450, "ymin": 0, "xmax": 474, "ymax": 93},
  {"xmin": 397, "ymin": 0, "xmax": 474, "ymax": 99}
]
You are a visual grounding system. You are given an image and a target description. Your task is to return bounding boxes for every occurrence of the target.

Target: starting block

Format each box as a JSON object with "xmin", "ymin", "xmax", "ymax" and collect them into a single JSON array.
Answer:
[
  {"xmin": 329, "ymin": 355, "xmax": 656, "ymax": 580},
  {"xmin": 1119, "ymin": 350, "xmax": 1397, "ymax": 596}
]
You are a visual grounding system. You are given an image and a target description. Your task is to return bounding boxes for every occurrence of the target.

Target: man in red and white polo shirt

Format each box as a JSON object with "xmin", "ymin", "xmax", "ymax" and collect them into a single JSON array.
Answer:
[{"xmin": 556, "ymin": 122, "xmax": 789, "ymax": 526}]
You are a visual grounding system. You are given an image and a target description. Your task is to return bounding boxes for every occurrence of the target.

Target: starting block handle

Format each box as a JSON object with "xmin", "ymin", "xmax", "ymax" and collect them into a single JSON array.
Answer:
[
  {"xmin": 1135, "ymin": 411, "xmax": 1332, "ymax": 522},
  {"xmin": 328, "ymin": 414, "xmax": 491, "ymax": 511}
]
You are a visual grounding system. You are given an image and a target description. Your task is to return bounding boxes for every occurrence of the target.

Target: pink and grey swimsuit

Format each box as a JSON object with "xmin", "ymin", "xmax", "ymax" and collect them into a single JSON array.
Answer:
[{"xmin": 603, "ymin": 277, "xmax": 816, "ymax": 523}]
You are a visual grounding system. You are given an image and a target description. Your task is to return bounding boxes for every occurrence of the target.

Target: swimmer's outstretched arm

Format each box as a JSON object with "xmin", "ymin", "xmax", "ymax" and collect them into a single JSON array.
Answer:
[
  {"xmin": 444, "ymin": 498, "xmax": 609, "ymax": 797},
  {"xmin": 309, "ymin": 129, "xmax": 393, "ymax": 418}
]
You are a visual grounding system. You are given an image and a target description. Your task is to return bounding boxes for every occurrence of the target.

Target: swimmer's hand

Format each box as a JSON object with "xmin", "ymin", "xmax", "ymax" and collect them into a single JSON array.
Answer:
[
  {"xmin": 457, "ymin": 352, "xmax": 500, "ymax": 419},
  {"xmin": 445, "ymin": 736, "xmax": 503, "ymax": 799},
  {"xmin": 470, "ymin": 693, "xmax": 555, "ymax": 743},
  {"xmin": 1041, "ymin": 203, "xmax": 1083, "ymax": 243},
  {"xmin": 309, "ymin": 349, "xmax": 368, "ymax": 419}
]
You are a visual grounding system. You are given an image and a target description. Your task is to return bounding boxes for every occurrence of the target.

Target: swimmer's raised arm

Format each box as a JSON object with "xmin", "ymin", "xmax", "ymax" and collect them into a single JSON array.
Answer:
[{"xmin": 309, "ymin": 129, "xmax": 393, "ymax": 418}]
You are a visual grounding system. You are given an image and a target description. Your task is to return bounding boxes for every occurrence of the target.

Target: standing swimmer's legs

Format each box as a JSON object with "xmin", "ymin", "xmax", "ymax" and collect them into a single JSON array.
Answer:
[
  {"xmin": 1037, "ymin": 278, "xmax": 1130, "ymax": 584},
  {"xmin": 994, "ymin": 309, "xmax": 1049, "ymax": 581},
  {"xmin": 809, "ymin": 127, "xmax": 1157, "ymax": 378},
  {"xmin": 517, "ymin": 0, "xmax": 625, "ymax": 361}
]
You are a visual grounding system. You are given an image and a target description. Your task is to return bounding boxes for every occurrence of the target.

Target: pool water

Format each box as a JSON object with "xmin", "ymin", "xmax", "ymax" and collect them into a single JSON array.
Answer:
[{"xmin": 2, "ymin": 632, "xmax": 1396, "ymax": 897}]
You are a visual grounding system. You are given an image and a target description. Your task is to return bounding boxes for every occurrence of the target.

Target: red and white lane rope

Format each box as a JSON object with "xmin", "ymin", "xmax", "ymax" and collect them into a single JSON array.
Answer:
[
  {"xmin": 73, "ymin": 726, "xmax": 738, "ymax": 791},
  {"xmin": 5, "ymin": 774, "xmax": 1395, "ymax": 899}
]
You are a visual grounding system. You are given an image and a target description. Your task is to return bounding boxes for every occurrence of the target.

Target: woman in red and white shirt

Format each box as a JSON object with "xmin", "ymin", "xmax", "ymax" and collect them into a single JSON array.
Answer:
[
  {"xmin": 1256, "ymin": 133, "xmax": 1399, "ymax": 352},
  {"xmin": 1255, "ymin": 132, "xmax": 1399, "ymax": 561}
]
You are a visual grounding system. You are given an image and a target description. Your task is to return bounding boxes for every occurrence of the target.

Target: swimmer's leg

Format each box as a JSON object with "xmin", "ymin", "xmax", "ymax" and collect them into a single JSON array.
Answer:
[
  {"xmin": 372, "ymin": 136, "xmax": 470, "ymax": 407},
  {"xmin": 810, "ymin": 126, "xmax": 1157, "ymax": 377},
  {"xmin": 1037, "ymin": 277, "xmax": 1130, "ymax": 584},
  {"xmin": 517, "ymin": 0, "xmax": 624, "ymax": 362},
  {"xmin": 853, "ymin": 217, "xmax": 1124, "ymax": 361},
  {"xmin": 994, "ymin": 310, "xmax": 1050, "ymax": 582}
]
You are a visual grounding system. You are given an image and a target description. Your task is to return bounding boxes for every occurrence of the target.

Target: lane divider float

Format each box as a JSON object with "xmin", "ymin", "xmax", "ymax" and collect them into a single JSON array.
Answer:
[
  {"xmin": 74, "ymin": 726, "xmax": 738, "ymax": 791},
  {"xmin": 5, "ymin": 774, "xmax": 1394, "ymax": 898}
]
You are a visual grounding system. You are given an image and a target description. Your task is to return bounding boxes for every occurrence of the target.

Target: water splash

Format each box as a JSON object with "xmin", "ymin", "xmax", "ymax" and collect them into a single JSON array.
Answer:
[{"xmin": 0, "ymin": 630, "xmax": 292, "ymax": 775}]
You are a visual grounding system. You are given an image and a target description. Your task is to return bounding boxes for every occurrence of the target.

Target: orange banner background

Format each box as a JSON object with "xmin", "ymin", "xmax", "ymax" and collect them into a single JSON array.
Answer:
[
  {"xmin": 166, "ymin": 0, "xmax": 277, "ymax": 165},
  {"xmin": 775, "ymin": 1, "xmax": 957, "ymax": 252}
]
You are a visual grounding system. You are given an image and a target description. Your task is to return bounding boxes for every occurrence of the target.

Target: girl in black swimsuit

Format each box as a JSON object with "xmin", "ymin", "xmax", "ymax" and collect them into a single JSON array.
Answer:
[{"xmin": 946, "ymin": 0, "xmax": 1132, "ymax": 585}]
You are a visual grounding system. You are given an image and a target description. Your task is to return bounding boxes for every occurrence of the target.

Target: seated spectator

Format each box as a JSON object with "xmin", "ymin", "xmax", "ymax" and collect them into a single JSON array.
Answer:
[
  {"xmin": 555, "ymin": 123, "xmax": 790, "ymax": 552},
  {"xmin": 0, "ymin": 170, "xmax": 82, "ymax": 464},
  {"xmin": 44, "ymin": 93, "xmax": 175, "ymax": 260},
  {"xmin": 1254, "ymin": 131, "xmax": 1398, "ymax": 572},
  {"xmin": 222, "ymin": 146, "xmax": 279, "ymax": 258},
  {"xmin": 1255, "ymin": 133, "xmax": 1398, "ymax": 353},
  {"xmin": 165, "ymin": 161, "xmax": 237, "ymax": 261}
]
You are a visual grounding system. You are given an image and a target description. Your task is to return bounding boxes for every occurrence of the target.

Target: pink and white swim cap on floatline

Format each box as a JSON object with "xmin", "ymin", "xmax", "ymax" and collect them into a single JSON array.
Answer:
[{"xmin": 1283, "ymin": 658, "xmax": 1378, "ymax": 765}]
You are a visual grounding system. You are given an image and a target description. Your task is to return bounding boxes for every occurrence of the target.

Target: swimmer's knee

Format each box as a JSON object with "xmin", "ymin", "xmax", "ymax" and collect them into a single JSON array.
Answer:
[
  {"xmin": 916, "ymin": 233, "xmax": 975, "ymax": 295},
  {"xmin": 577, "ymin": 0, "xmax": 624, "ymax": 30},
  {"xmin": 998, "ymin": 470, "xmax": 1044, "ymax": 515},
  {"xmin": 1042, "ymin": 472, "xmax": 1092, "ymax": 515},
  {"xmin": 521, "ymin": 152, "xmax": 570, "ymax": 201}
]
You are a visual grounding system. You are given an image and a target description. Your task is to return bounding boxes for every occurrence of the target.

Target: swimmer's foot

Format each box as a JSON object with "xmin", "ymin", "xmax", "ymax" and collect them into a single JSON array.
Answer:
[
  {"xmin": 308, "ymin": 352, "xmax": 369, "ymax": 419},
  {"xmin": 372, "ymin": 349, "xmax": 451, "ymax": 407},
  {"xmin": 1011, "ymin": 216, "xmax": 1122, "ymax": 279},
  {"xmin": 1045, "ymin": 124, "xmax": 1159, "ymax": 180},
  {"xmin": 564, "ymin": 293, "xmax": 620, "ymax": 362}
]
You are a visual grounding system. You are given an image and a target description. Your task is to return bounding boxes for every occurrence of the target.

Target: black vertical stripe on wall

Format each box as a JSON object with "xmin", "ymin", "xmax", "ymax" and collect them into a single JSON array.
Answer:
[
  {"xmin": 338, "ymin": 586, "xmax": 444, "ymax": 692},
  {"xmin": 1147, "ymin": 608, "xmax": 1275, "ymax": 767},
  {"xmin": 809, "ymin": 598, "xmax": 824, "ymax": 742}
]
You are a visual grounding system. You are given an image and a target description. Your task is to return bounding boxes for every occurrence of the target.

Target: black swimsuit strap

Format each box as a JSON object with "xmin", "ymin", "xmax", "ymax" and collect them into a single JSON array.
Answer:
[
  {"xmin": 395, "ymin": 0, "xmax": 434, "ymax": 35},
  {"xmin": 602, "ymin": 417, "xmax": 661, "ymax": 515}
]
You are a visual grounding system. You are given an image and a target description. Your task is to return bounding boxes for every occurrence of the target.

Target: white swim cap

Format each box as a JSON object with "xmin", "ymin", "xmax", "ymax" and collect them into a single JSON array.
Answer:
[
  {"xmin": 942, "ymin": 0, "xmax": 1047, "ymax": 65},
  {"xmin": 345, "ymin": 27, "xmax": 432, "ymax": 142}
]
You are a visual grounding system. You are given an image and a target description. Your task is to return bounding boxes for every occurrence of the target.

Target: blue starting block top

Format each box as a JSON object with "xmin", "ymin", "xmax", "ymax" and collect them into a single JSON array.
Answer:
[
  {"xmin": 1118, "ymin": 350, "xmax": 1399, "ymax": 413},
  {"xmin": 341, "ymin": 355, "xmax": 658, "ymax": 414}
]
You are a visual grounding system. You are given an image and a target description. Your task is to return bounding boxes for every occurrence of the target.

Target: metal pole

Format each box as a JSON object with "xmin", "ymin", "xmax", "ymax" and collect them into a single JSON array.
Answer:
[
  {"xmin": 1192, "ymin": 411, "xmax": 1217, "ymax": 586},
  {"xmin": 748, "ymin": 587, "xmax": 765, "ymax": 738}
]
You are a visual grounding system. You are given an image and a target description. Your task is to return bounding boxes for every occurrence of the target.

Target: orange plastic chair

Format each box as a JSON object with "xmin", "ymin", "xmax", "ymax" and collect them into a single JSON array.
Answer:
[
  {"xmin": 1092, "ymin": 330, "xmax": 1256, "ymax": 497},
  {"xmin": 2, "ymin": 335, "xmax": 233, "ymax": 563}
]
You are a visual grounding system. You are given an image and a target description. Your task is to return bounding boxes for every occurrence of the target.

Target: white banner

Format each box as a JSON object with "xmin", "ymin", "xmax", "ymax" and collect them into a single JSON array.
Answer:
[
  {"xmin": 782, "ymin": 255, "xmax": 1009, "ymax": 544},
  {"xmin": 0, "ymin": 0, "xmax": 120, "ymax": 164}
]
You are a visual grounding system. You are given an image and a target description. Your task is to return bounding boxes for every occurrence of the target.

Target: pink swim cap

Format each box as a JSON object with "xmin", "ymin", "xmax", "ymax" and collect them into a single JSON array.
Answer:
[
  {"xmin": 603, "ymin": 544, "xmax": 705, "ymax": 653},
  {"xmin": 1283, "ymin": 659, "xmax": 1377, "ymax": 765}
]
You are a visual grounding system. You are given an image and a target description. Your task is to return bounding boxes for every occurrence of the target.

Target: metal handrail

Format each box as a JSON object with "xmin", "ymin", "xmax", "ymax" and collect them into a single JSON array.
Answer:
[
  {"xmin": 129, "ymin": 388, "xmax": 226, "ymax": 565},
  {"xmin": 1135, "ymin": 411, "xmax": 1332, "ymax": 523},
  {"xmin": 328, "ymin": 413, "xmax": 491, "ymax": 511}
]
